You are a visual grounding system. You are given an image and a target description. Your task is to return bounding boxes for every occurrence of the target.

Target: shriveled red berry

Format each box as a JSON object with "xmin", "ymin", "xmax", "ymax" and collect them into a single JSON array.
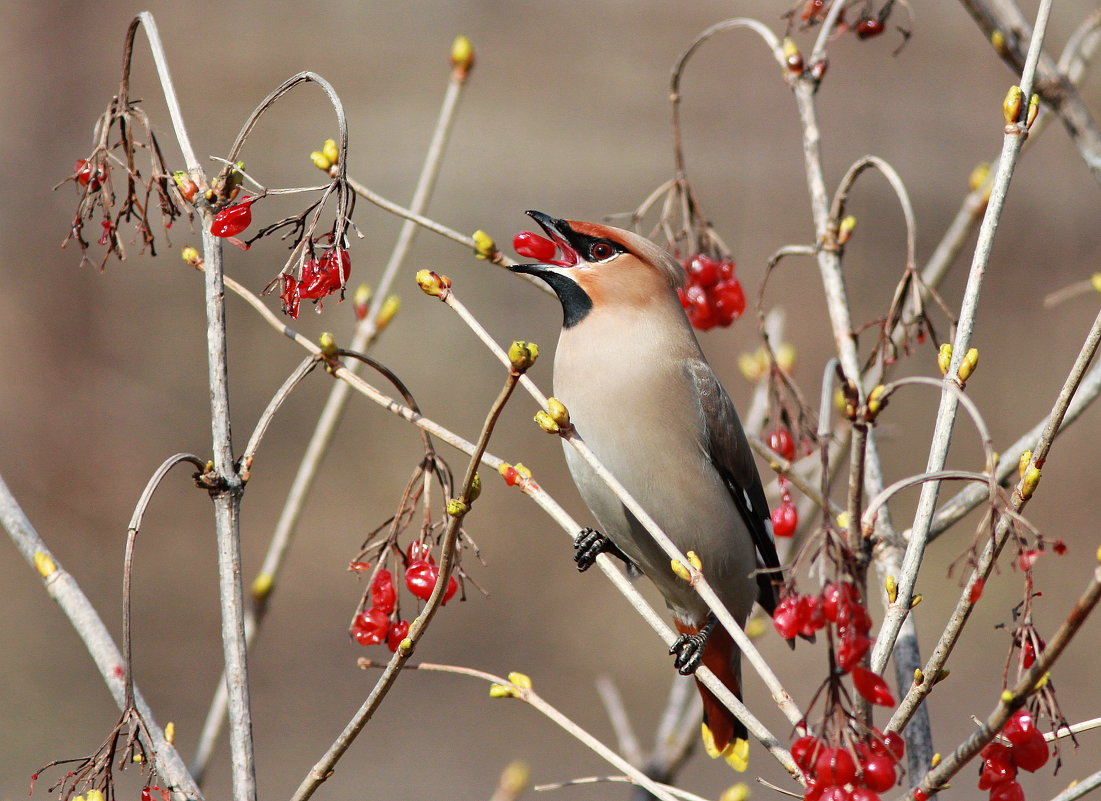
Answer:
[
  {"xmin": 860, "ymin": 753, "xmax": 897, "ymax": 792},
  {"xmin": 768, "ymin": 427, "xmax": 797, "ymax": 461},
  {"xmin": 815, "ymin": 746, "xmax": 857, "ymax": 786},
  {"xmin": 989, "ymin": 780, "xmax": 1025, "ymax": 801},
  {"xmin": 74, "ymin": 158, "xmax": 104, "ymax": 188},
  {"xmin": 969, "ymin": 578, "xmax": 985, "ymax": 604},
  {"xmin": 1017, "ymin": 549, "xmax": 1041, "ymax": 571},
  {"xmin": 386, "ymin": 619, "xmax": 410, "ymax": 652},
  {"xmin": 772, "ymin": 501, "xmax": 798, "ymax": 537},
  {"xmin": 513, "ymin": 231, "xmax": 557, "ymax": 261},
  {"xmin": 351, "ymin": 608, "xmax": 390, "ymax": 645},
  {"xmin": 280, "ymin": 274, "xmax": 302, "ymax": 318},
  {"xmin": 855, "ymin": 18, "xmax": 885, "ymax": 39},
  {"xmin": 1053, "ymin": 539, "xmax": 1068, "ymax": 555},
  {"xmin": 852, "ymin": 666, "xmax": 896, "ymax": 706},
  {"xmin": 210, "ymin": 198, "xmax": 254, "ymax": 237},
  {"xmin": 370, "ymin": 569, "xmax": 396, "ymax": 614}
]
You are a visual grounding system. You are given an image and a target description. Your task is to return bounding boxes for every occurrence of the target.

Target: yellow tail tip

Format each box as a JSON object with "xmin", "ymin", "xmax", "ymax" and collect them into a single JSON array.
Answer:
[{"xmin": 701, "ymin": 724, "xmax": 749, "ymax": 771}]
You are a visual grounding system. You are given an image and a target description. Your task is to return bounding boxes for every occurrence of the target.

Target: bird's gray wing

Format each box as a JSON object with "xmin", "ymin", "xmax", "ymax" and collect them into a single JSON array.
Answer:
[{"xmin": 684, "ymin": 359, "xmax": 782, "ymax": 615}]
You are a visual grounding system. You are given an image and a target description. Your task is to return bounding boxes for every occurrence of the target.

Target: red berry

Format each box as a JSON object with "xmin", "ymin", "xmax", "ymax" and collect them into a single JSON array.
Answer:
[
  {"xmin": 861, "ymin": 753, "xmax": 897, "ymax": 792},
  {"xmin": 682, "ymin": 285, "xmax": 718, "ymax": 330},
  {"xmin": 837, "ymin": 597, "xmax": 872, "ymax": 634},
  {"xmin": 686, "ymin": 254, "xmax": 720, "ymax": 288},
  {"xmin": 882, "ymin": 731, "xmax": 905, "ymax": 760},
  {"xmin": 819, "ymin": 787, "xmax": 853, "ymax": 801},
  {"xmin": 978, "ymin": 743, "xmax": 1017, "ymax": 789},
  {"xmin": 210, "ymin": 198, "xmax": 254, "ymax": 237},
  {"xmin": 280, "ymin": 274, "xmax": 302, "ymax": 318},
  {"xmin": 850, "ymin": 790, "xmax": 880, "ymax": 801},
  {"xmin": 386, "ymin": 619, "xmax": 410, "ymax": 652},
  {"xmin": 513, "ymin": 231, "xmax": 557, "ymax": 261},
  {"xmin": 801, "ymin": 0, "xmax": 826, "ymax": 21},
  {"xmin": 768, "ymin": 427, "xmax": 797, "ymax": 461},
  {"xmin": 791, "ymin": 734, "xmax": 822, "ymax": 771},
  {"xmin": 1012, "ymin": 731, "xmax": 1050, "ymax": 772},
  {"xmin": 912, "ymin": 790, "xmax": 928, "ymax": 801},
  {"xmin": 1003, "ymin": 710, "xmax": 1038, "ymax": 747},
  {"xmin": 989, "ymin": 780, "xmax": 1025, "ymax": 801},
  {"xmin": 773, "ymin": 595, "xmax": 803, "ymax": 640},
  {"xmin": 969, "ymin": 578, "xmax": 985, "ymax": 604},
  {"xmin": 1053, "ymin": 539, "xmax": 1068, "ymax": 555},
  {"xmin": 836, "ymin": 628, "xmax": 872, "ymax": 673},
  {"xmin": 712, "ymin": 279, "xmax": 746, "ymax": 325},
  {"xmin": 406, "ymin": 539, "xmax": 432, "ymax": 563},
  {"xmin": 803, "ymin": 779, "xmax": 824, "ymax": 801},
  {"xmin": 772, "ymin": 501, "xmax": 798, "ymax": 537},
  {"xmin": 815, "ymin": 747, "xmax": 857, "ymax": 786},
  {"xmin": 141, "ymin": 788, "xmax": 152, "ymax": 801},
  {"xmin": 404, "ymin": 560, "xmax": 458, "ymax": 604},
  {"xmin": 822, "ymin": 581, "xmax": 859, "ymax": 622},
  {"xmin": 798, "ymin": 594, "xmax": 826, "ymax": 636},
  {"xmin": 370, "ymin": 569, "xmax": 396, "ymax": 614},
  {"xmin": 351, "ymin": 608, "xmax": 390, "ymax": 645},
  {"xmin": 718, "ymin": 257, "xmax": 736, "ymax": 280},
  {"xmin": 855, "ymin": 18, "xmax": 885, "ymax": 39},
  {"xmin": 852, "ymin": 666, "xmax": 896, "ymax": 707},
  {"xmin": 348, "ymin": 560, "xmax": 371, "ymax": 572}
]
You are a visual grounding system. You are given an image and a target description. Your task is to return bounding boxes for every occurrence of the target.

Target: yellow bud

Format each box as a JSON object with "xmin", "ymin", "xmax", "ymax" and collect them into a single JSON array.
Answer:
[
  {"xmin": 968, "ymin": 162, "xmax": 991, "ymax": 193},
  {"xmin": 1035, "ymin": 671, "xmax": 1050, "ymax": 689},
  {"xmin": 310, "ymin": 151, "xmax": 332, "ymax": 172},
  {"xmin": 468, "ymin": 473, "xmax": 482, "ymax": 502},
  {"xmin": 1001, "ymin": 689, "xmax": 1014, "ymax": 703},
  {"xmin": 885, "ymin": 575, "xmax": 898, "ymax": 604},
  {"xmin": 165, "ymin": 721, "xmax": 176, "ymax": 744},
  {"xmin": 910, "ymin": 594, "xmax": 923, "ymax": 608},
  {"xmin": 1026, "ymin": 93, "xmax": 1040, "ymax": 127},
  {"xmin": 1096, "ymin": 543, "xmax": 1101, "ymax": 564},
  {"xmin": 533, "ymin": 410, "xmax": 560, "ymax": 434},
  {"xmin": 415, "ymin": 268, "xmax": 452, "ymax": 297},
  {"xmin": 353, "ymin": 283, "xmax": 372, "ymax": 321},
  {"xmin": 931, "ymin": 753, "xmax": 942, "ymax": 768},
  {"xmin": 937, "ymin": 343, "xmax": 953, "ymax": 375},
  {"xmin": 34, "ymin": 551, "xmax": 57, "ymax": 578},
  {"xmin": 489, "ymin": 683, "xmax": 515, "ymax": 698},
  {"xmin": 833, "ymin": 387, "xmax": 846, "ymax": 411},
  {"xmin": 782, "ymin": 37, "xmax": 804, "ymax": 74},
  {"xmin": 836, "ymin": 512, "xmax": 850, "ymax": 531},
  {"xmin": 172, "ymin": 171, "xmax": 198, "ymax": 202},
  {"xmin": 867, "ymin": 384, "xmax": 888, "ymax": 419},
  {"xmin": 319, "ymin": 331, "xmax": 338, "ymax": 359},
  {"xmin": 775, "ymin": 343, "xmax": 796, "ymax": 373},
  {"xmin": 447, "ymin": 498, "xmax": 467, "ymax": 516},
  {"xmin": 670, "ymin": 559, "xmax": 691, "ymax": 582},
  {"xmin": 738, "ymin": 350, "xmax": 766, "ymax": 382},
  {"xmin": 914, "ymin": 668, "xmax": 924, "ymax": 685},
  {"xmin": 450, "ymin": 35, "xmax": 475, "ymax": 78},
  {"xmin": 322, "ymin": 138, "xmax": 339, "ymax": 166},
  {"xmin": 398, "ymin": 637, "xmax": 412, "ymax": 652},
  {"xmin": 744, "ymin": 615, "xmax": 768, "ymax": 639},
  {"xmin": 88, "ymin": 791, "xmax": 104, "ymax": 801},
  {"xmin": 991, "ymin": 29, "xmax": 1009, "ymax": 56},
  {"xmin": 1091, "ymin": 273, "xmax": 1101, "ymax": 294},
  {"xmin": 376, "ymin": 295, "xmax": 401, "ymax": 330},
  {"xmin": 720, "ymin": 783, "xmax": 750, "ymax": 801},
  {"xmin": 838, "ymin": 215, "xmax": 857, "ymax": 245},
  {"xmin": 1003, "ymin": 85, "xmax": 1023, "ymax": 124},
  {"xmin": 513, "ymin": 463, "xmax": 533, "ymax": 479},
  {"xmin": 1020, "ymin": 465, "xmax": 1041, "ymax": 499},
  {"xmin": 686, "ymin": 550, "xmax": 703, "ymax": 570},
  {"xmin": 1018, "ymin": 450, "xmax": 1033, "ymax": 479},
  {"xmin": 499, "ymin": 761, "xmax": 530, "ymax": 796},
  {"xmin": 546, "ymin": 397, "xmax": 571, "ymax": 428},
  {"xmin": 958, "ymin": 347, "xmax": 979, "ymax": 383},
  {"xmin": 473, "ymin": 229, "xmax": 497, "ymax": 260},
  {"xmin": 181, "ymin": 246, "xmax": 200, "ymax": 266},
  {"xmin": 132, "ymin": 753, "xmax": 143, "ymax": 763},
  {"xmin": 251, "ymin": 572, "xmax": 274, "ymax": 601},
  {"xmin": 508, "ymin": 671, "xmax": 533, "ymax": 689},
  {"xmin": 508, "ymin": 340, "xmax": 539, "ymax": 372}
]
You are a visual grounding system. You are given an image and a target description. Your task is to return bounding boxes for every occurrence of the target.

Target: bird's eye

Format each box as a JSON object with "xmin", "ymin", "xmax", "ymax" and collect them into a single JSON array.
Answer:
[{"xmin": 590, "ymin": 242, "xmax": 616, "ymax": 260}]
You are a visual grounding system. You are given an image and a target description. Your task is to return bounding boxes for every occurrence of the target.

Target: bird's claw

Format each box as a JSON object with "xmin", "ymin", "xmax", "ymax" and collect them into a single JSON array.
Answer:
[
  {"xmin": 573, "ymin": 527, "xmax": 624, "ymax": 572},
  {"xmin": 669, "ymin": 617, "xmax": 716, "ymax": 675}
]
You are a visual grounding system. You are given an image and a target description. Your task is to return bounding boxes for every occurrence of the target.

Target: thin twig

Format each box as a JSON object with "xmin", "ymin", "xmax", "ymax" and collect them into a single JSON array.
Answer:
[
  {"xmin": 238, "ymin": 357, "xmax": 318, "ymax": 481},
  {"xmin": 596, "ymin": 676, "xmax": 644, "ymax": 767}
]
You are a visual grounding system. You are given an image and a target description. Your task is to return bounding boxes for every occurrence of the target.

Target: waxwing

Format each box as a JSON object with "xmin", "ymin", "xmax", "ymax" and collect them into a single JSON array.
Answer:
[{"xmin": 510, "ymin": 210, "xmax": 782, "ymax": 771}]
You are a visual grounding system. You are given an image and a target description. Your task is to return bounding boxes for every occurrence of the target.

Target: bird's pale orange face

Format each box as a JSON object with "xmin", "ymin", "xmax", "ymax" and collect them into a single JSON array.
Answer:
[{"xmin": 510, "ymin": 211, "xmax": 685, "ymax": 327}]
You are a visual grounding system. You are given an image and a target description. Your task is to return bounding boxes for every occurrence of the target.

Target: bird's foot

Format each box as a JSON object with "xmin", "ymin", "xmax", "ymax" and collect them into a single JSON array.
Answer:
[
  {"xmin": 573, "ymin": 527, "xmax": 627, "ymax": 572},
  {"xmin": 670, "ymin": 616, "xmax": 717, "ymax": 676}
]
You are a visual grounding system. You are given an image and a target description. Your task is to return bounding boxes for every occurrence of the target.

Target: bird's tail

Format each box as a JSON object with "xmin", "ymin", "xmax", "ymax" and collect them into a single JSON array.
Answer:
[{"xmin": 675, "ymin": 620, "xmax": 749, "ymax": 771}]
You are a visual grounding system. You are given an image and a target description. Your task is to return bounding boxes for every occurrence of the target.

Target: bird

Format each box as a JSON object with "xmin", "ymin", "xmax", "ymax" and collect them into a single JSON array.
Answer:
[{"xmin": 509, "ymin": 210, "xmax": 782, "ymax": 771}]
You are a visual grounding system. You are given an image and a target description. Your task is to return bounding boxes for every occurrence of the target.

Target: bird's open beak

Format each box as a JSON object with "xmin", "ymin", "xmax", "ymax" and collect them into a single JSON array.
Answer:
[{"xmin": 508, "ymin": 210, "xmax": 581, "ymax": 276}]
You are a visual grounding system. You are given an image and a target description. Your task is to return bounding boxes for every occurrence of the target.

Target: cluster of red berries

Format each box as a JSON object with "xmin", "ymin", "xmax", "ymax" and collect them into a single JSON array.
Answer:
[
  {"xmin": 767, "ymin": 428, "xmax": 799, "ymax": 537},
  {"xmin": 793, "ymin": 728, "xmax": 905, "ymax": 801},
  {"xmin": 798, "ymin": 0, "xmax": 886, "ymax": 38},
  {"xmin": 279, "ymin": 248, "xmax": 351, "ymax": 318},
  {"xmin": 774, "ymin": 581, "xmax": 882, "ymax": 680},
  {"xmin": 349, "ymin": 541, "xmax": 458, "ymax": 652},
  {"xmin": 977, "ymin": 710, "xmax": 1050, "ymax": 800},
  {"xmin": 677, "ymin": 254, "xmax": 746, "ymax": 331}
]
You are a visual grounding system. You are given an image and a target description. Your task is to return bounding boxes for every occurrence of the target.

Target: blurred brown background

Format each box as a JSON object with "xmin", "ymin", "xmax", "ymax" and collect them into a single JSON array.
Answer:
[{"xmin": 3, "ymin": 1, "xmax": 1101, "ymax": 800}]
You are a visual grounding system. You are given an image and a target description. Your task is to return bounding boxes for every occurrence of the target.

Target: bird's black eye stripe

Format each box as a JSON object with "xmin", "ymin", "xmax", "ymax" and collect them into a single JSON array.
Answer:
[{"xmin": 560, "ymin": 229, "xmax": 623, "ymax": 263}]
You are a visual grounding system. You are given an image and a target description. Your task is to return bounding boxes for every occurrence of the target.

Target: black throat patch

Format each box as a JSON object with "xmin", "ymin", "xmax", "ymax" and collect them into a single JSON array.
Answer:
[{"xmin": 537, "ymin": 271, "xmax": 593, "ymax": 328}]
